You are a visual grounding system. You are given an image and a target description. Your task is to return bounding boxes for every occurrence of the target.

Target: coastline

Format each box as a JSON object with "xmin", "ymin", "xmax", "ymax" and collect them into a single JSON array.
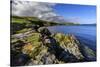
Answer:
[{"xmin": 11, "ymin": 26, "xmax": 96, "ymax": 66}]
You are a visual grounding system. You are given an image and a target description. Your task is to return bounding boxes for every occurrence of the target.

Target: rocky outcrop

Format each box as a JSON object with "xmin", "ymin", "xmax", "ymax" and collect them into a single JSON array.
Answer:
[
  {"xmin": 21, "ymin": 32, "xmax": 85, "ymax": 65},
  {"xmin": 38, "ymin": 27, "xmax": 51, "ymax": 36},
  {"xmin": 54, "ymin": 33, "xmax": 84, "ymax": 60},
  {"xmin": 11, "ymin": 27, "xmax": 96, "ymax": 66},
  {"xmin": 12, "ymin": 30, "xmax": 35, "ymax": 39},
  {"xmin": 79, "ymin": 43, "xmax": 96, "ymax": 61}
]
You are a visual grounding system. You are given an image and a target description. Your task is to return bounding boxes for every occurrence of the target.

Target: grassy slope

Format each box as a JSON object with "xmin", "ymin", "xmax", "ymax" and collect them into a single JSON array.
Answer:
[
  {"xmin": 11, "ymin": 16, "xmax": 78, "ymax": 26},
  {"xmin": 11, "ymin": 16, "xmax": 59, "ymax": 26},
  {"xmin": 11, "ymin": 16, "xmax": 79, "ymax": 34}
]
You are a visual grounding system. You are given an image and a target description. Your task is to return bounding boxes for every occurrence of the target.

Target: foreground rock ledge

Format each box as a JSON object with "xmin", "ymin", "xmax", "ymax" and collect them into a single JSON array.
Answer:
[{"xmin": 11, "ymin": 27, "xmax": 96, "ymax": 66}]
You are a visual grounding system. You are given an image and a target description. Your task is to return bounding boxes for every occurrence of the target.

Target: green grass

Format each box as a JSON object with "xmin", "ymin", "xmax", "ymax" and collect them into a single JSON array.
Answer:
[
  {"xmin": 11, "ymin": 16, "xmax": 78, "ymax": 27},
  {"xmin": 16, "ymin": 28, "xmax": 32, "ymax": 33},
  {"xmin": 11, "ymin": 16, "xmax": 40, "ymax": 23},
  {"xmin": 11, "ymin": 16, "xmax": 79, "ymax": 35},
  {"xmin": 25, "ymin": 33, "xmax": 41, "ymax": 45}
]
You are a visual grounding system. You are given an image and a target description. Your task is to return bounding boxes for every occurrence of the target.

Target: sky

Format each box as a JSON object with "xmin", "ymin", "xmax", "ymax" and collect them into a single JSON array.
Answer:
[
  {"xmin": 12, "ymin": 0, "xmax": 96, "ymax": 24},
  {"xmin": 53, "ymin": 4, "xmax": 96, "ymax": 24}
]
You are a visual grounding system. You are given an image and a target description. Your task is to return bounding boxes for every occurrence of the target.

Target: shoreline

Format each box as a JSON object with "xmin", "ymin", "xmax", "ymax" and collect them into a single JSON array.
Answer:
[{"xmin": 11, "ymin": 26, "xmax": 96, "ymax": 66}]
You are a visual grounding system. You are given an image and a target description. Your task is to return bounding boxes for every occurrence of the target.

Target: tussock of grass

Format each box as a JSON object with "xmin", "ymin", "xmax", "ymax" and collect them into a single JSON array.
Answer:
[{"xmin": 16, "ymin": 28, "xmax": 32, "ymax": 33}]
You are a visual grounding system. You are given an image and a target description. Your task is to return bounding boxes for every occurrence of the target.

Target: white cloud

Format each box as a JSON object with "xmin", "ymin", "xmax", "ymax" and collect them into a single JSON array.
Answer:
[
  {"xmin": 11, "ymin": 0, "xmax": 66, "ymax": 22},
  {"xmin": 11, "ymin": 0, "xmax": 56, "ymax": 17}
]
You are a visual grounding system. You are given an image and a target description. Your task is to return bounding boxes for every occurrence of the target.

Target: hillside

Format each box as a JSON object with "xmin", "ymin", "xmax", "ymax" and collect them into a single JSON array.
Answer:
[
  {"xmin": 11, "ymin": 16, "xmax": 78, "ymax": 34},
  {"xmin": 11, "ymin": 16, "xmax": 61, "ymax": 26},
  {"xmin": 11, "ymin": 16, "xmax": 78, "ymax": 25}
]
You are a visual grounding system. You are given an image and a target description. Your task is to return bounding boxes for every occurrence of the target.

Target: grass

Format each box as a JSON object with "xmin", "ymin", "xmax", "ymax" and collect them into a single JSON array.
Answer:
[
  {"xmin": 25, "ymin": 33, "xmax": 41, "ymax": 45},
  {"xmin": 22, "ymin": 33, "xmax": 44, "ymax": 58},
  {"xmin": 16, "ymin": 28, "xmax": 32, "ymax": 33},
  {"xmin": 11, "ymin": 16, "xmax": 78, "ymax": 28}
]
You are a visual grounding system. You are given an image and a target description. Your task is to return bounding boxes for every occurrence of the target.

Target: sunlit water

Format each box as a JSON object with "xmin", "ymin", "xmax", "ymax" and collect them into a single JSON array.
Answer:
[{"xmin": 48, "ymin": 25, "xmax": 96, "ymax": 51}]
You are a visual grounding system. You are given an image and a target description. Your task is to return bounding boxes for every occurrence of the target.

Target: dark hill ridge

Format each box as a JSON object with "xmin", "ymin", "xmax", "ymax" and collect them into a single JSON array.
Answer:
[
  {"xmin": 11, "ymin": 16, "xmax": 79, "ymax": 34},
  {"xmin": 11, "ymin": 16, "xmax": 79, "ymax": 26}
]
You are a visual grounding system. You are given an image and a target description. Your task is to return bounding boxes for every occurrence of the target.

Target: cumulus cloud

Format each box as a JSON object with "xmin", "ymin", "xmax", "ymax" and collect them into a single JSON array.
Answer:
[{"xmin": 11, "ymin": 0, "xmax": 67, "ymax": 22}]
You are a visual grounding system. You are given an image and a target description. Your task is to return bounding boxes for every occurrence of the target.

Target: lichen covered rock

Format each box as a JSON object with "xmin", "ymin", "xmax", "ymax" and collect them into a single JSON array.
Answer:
[
  {"xmin": 22, "ymin": 32, "xmax": 85, "ymax": 65},
  {"xmin": 11, "ymin": 28, "xmax": 96, "ymax": 66},
  {"xmin": 54, "ymin": 33, "xmax": 84, "ymax": 60}
]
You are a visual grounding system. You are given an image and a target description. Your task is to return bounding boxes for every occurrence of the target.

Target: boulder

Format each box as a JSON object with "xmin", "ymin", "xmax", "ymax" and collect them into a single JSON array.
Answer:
[{"xmin": 38, "ymin": 27, "xmax": 51, "ymax": 36}]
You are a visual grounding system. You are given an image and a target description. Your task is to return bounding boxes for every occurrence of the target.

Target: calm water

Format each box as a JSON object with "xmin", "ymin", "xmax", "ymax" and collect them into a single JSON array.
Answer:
[{"xmin": 48, "ymin": 25, "xmax": 96, "ymax": 51}]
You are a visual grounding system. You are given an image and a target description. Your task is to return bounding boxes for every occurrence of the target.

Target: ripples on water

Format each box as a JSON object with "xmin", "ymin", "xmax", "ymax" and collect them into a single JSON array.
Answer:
[{"xmin": 48, "ymin": 25, "xmax": 96, "ymax": 51}]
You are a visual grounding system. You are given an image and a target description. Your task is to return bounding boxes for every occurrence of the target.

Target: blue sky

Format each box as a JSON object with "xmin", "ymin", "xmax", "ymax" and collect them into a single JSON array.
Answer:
[{"xmin": 53, "ymin": 4, "xmax": 96, "ymax": 24}]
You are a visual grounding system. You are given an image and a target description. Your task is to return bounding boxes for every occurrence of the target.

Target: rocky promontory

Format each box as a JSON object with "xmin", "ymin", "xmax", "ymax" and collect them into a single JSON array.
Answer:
[{"xmin": 11, "ymin": 27, "xmax": 96, "ymax": 66}]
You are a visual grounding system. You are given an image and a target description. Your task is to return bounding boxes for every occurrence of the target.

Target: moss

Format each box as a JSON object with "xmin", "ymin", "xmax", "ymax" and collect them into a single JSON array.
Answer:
[
  {"xmin": 16, "ymin": 28, "xmax": 32, "ymax": 33},
  {"xmin": 22, "ymin": 32, "xmax": 44, "ymax": 58},
  {"xmin": 53, "ymin": 33, "xmax": 84, "ymax": 60},
  {"xmin": 54, "ymin": 33, "xmax": 65, "ymax": 42},
  {"xmin": 25, "ymin": 33, "xmax": 41, "ymax": 44},
  {"xmin": 11, "ymin": 38, "xmax": 19, "ymax": 44},
  {"xmin": 22, "ymin": 41, "xmax": 48, "ymax": 59}
]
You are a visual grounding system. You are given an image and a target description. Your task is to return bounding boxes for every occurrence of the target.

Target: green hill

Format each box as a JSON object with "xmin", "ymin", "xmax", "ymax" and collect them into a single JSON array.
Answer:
[{"xmin": 11, "ymin": 16, "xmax": 78, "ymax": 34}]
